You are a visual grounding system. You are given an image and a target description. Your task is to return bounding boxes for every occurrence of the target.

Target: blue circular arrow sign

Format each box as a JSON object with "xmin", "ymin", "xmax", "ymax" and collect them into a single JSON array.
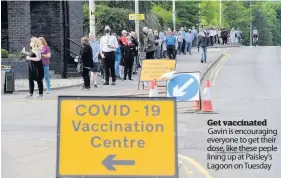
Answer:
[{"xmin": 167, "ymin": 73, "xmax": 199, "ymax": 101}]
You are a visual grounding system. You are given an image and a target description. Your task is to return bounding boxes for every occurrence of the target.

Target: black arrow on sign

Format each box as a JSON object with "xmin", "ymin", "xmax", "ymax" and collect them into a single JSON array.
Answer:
[{"xmin": 102, "ymin": 154, "xmax": 135, "ymax": 171}]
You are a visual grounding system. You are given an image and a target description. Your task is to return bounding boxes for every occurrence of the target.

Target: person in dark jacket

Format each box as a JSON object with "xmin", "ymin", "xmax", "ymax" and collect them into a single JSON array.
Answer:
[
  {"xmin": 80, "ymin": 37, "xmax": 93, "ymax": 90},
  {"xmin": 121, "ymin": 36, "xmax": 137, "ymax": 80},
  {"xmin": 221, "ymin": 28, "xmax": 228, "ymax": 45},
  {"xmin": 198, "ymin": 31, "xmax": 210, "ymax": 63},
  {"xmin": 25, "ymin": 37, "xmax": 44, "ymax": 99},
  {"xmin": 130, "ymin": 32, "xmax": 139, "ymax": 74}
]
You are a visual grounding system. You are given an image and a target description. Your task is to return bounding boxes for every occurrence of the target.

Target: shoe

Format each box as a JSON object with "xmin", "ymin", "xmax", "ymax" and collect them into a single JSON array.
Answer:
[
  {"xmin": 123, "ymin": 78, "xmax": 126, "ymax": 81},
  {"xmin": 201, "ymin": 60, "xmax": 203, "ymax": 63},
  {"xmin": 38, "ymin": 95, "xmax": 44, "ymax": 99},
  {"xmin": 46, "ymin": 91, "xmax": 51, "ymax": 94},
  {"xmin": 129, "ymin": 78, "xmax": 133, "ymax": 81},
  {"xmin": 94, "ymin": 84, "xmax": 98, "ymax": 88},
  {"xmin": 132, "ymin": 72, "xmax": 137, "ymax": 75},
  {"xmin": 204, "ymin": 61, "xmax": 207, "ymax": 63},
  {"xmin": 84, "ymin": 88, "xmax": 91, "ymax": 91},
  {"xmin": 26, "ymin": 94, "xmax": 33, "ymax": 99},
  {"xmin": 103, "ymin": 82, "xmax": 109, "ymax": 85},
  {"xmin": 111, "ymin": 81, "xmax": 116, "ymax": 85}
]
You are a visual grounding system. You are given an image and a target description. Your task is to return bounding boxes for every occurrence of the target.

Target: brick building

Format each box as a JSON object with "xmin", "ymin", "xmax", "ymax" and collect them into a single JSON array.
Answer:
[{"xmin": 1, "ymin": 1, "xmax": 84, "ymax": 78}]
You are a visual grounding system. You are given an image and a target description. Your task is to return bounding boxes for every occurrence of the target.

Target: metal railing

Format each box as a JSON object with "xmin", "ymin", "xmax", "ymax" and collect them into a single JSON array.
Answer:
[{"xmin": 67, "ymin": 38, "xmax": 82, "ymax": 57}]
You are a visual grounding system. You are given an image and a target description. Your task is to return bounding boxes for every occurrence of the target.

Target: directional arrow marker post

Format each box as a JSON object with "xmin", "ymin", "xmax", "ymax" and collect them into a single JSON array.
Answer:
[
  {"xmin": 102, "ymin": 154, "xmax": 135, "ymax": 171},
  {"xmin": 173, "ymin": 78, "xmax": 195, "ymax": 97}
]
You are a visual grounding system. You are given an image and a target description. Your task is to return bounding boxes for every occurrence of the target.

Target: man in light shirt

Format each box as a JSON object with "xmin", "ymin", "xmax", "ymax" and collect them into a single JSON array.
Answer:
[{"xmin": 100, "ymin": 25, "xmax": 119, "ymax": 85}]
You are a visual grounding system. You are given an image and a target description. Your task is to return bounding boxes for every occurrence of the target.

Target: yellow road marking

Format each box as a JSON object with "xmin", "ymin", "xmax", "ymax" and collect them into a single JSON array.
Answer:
[
  {"xmin": 178, "ymin": 154, "xmax": 212, "ymax": 178},
  {"xmin": 179, "ymin": 160, "xmax": 194, "ymax": 177},
  {"xmin": 213, "ymin": 54, "xmax": 231, "ymax": 85},
  {"xmin": 209, "ymin": 54, "xmax": 229, "ymax": 81}
]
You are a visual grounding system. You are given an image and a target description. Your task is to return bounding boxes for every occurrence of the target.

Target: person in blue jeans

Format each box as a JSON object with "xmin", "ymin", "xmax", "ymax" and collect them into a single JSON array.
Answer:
[
  {"xmin": 115, "ymin": 39, "xmax": 122, "ymax": 79},
  {"xmin": 39, "ymin": 37, "xmax": 51, "ymax": 94},
  {"xmin": 197, "ymin": 31, "xmax": 209, "ymax": 63},
  {"xmin": 185, "ymin": 29, "xmax": 194, "ymax": 55}
]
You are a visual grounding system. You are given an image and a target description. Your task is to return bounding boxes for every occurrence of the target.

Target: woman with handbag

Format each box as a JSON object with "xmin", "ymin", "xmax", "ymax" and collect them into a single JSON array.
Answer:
[{"xmin": 79, "ymin": 37, "xmax": 93, "ymax": 90}]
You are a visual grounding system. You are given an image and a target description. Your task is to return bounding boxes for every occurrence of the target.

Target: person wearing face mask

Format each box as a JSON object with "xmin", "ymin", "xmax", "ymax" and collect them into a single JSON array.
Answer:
[
  {"xmin": 143, "ymin": 27, "xmax": 156, "ymax": 59},
  {"xmin": 197, "ymin": 31, "xmax": 209, "ymax": 63},
  {"xmin": 121, "ymin": 36, "xmax": 137, "ymax": 81},
  {"xmin": 25, "ymin": 37, "xmax": 44, "ymax": 98},
  {"xmin": 100, "ymin": 25, "xmax": 119, "ymax": 85}
]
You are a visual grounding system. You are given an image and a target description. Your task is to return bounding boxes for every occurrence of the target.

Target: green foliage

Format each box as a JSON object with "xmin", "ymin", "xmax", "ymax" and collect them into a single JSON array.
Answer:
[
  {"xmin": 251, "ymin": 1, "xmax": 281, "ymax": 46},
  {"xmin": 200, "ymin": 1, "xmax": 220, "ymax": 26},
  {"xmin": 83, "ymin": 3, "xmax": 135, "ymax": 36},
  {"xmin": 82, "ymin": 1, "xmax": 280, "ymax": 46},
  {"xmin": 152, "ymin": 4, "xmax": 173, "ymax": 29},
  {"xmin": 1, "ymin": 49, "xmax": 8, "ymax": 58},
  {"xmin": 223, "ymin": 1, "xmax": 251, "ymax": 45},
  {"xmin": 176, "ymin": 1, "xmax": 200, "ymax": 29}
]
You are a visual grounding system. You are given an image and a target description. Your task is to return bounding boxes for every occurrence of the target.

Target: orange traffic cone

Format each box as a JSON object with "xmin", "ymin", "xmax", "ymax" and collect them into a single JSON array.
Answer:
[
  {"xmin": 149, "ymin": 79, "xmax": 158, "ymax": 97},
  {"xmin": 202, "ymin": 80, "xmax": 213, "ymax": 112},
  {"xmin": 192, "ymin": 100, "xmax": 200, "ymax": 111}
]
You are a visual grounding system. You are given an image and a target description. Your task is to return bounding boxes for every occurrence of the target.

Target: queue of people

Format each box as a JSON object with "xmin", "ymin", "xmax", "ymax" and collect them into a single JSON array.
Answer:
[
  {"xmin": 77, "ymin": 25, "xmax": 141, "ymax": 90},
  {"xmin": 199, "ymin": 26, "xmax": 243, "ymax": 46},
  {"xmin": 141, "ymin": 26, "xmax": 199, "ymax": 60}
]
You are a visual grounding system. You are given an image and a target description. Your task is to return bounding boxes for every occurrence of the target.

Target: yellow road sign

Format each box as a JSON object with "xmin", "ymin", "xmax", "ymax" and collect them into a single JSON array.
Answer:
[
  {"xmin": 56, "ymin": 96, "xmax": 178, "ymax": 177},
  {"xmin": 140, "ymin": 59, "xmax": 176, "ymax": 81},
  {"xmin": 129, "ymin": 14, "xmax": 145, "ymax": 20}
]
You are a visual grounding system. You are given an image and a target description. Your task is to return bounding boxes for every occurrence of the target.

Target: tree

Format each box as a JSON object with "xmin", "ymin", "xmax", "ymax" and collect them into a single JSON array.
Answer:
[{"xmin": 223, "ymin": 1, "xmax": 251, "ymax": 45}]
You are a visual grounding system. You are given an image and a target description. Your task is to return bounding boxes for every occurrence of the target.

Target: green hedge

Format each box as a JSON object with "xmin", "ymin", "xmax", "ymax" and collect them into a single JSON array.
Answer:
[{"xmin": 1, "ymin": 49, "xmax": 8, "ymax": 58}]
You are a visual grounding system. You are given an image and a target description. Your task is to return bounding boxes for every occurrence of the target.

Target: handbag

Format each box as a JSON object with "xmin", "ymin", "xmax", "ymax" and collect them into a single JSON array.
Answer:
[
  {"xmin": 76, "ymin": 54, "xmax": 83, "ymax": 73},
  {"xmin": 77, "ymin": 46, "xmax": 85, "ymax": 73}
]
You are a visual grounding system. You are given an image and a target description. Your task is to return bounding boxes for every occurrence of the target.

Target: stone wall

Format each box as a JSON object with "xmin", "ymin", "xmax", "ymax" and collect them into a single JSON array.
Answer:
[
  {"xmin": 30, "ymin": 1, "xmax": 64, "ymax": 76},
  {"xmin": 1, "ymin": 28, "xmax": 9, "ymax": 50},
  {"xmin": 3, "ymin": 1, "xmax": 84, "ymax": 77},
  {"xmin": 7, "ymin": 1, "xmax": 31, "ymax": 52},
  {"xmin": 69, "ymin": 1, "xmax": 84, "ymax": 58}
]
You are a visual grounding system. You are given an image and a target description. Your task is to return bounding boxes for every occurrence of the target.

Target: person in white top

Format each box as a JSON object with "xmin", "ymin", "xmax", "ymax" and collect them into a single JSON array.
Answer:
[
  {"xmin": 209, "ymin": 27, "xmax": 214, "ymax": 46},
  {"xmin": 252, "ymin": 27, "xmax": 259, "ymax": 44},
  {"xmin": 100, "ymin": 25, "xmax": 119, "ymax": 85}
]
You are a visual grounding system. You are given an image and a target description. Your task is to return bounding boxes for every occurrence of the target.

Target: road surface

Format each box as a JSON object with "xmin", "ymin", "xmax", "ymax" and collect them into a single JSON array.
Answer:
[
  {"xmin": 1, "ymin": 46, "xmax": 281, "ymax": 177},
  {"xmin": 178, "ymin": 46, "xmax": 281, "ymax": 177}
]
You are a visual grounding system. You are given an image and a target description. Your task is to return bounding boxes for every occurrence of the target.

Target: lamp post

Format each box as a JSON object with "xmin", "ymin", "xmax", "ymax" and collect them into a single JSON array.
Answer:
[
  {"xmin": 250, "ymin": 0, "xmax": 252, "ymax": 46},
  {"xmin": 135, "ymin": 0, "xmax": 140, "ymax": 41},
  {"xmin": 172, "ymin": 0, "xmax": 176, "ymax": 30},
  {"xmin": 219, "ymin": 0, "xmax": 222, "ymax": 28},
  {"xmin": 89, "ymin": 0, "xmax": 95, "ymax": 36}
]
